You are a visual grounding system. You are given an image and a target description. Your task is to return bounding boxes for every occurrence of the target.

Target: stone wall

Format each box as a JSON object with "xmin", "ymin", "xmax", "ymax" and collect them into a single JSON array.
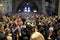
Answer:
[
  {"xmin": 58, "ymin": 0, "xmax": 60, "ymax": 19},
  {"xmin": 1, "ymin": 0, "xmax": 12, "ymax": 14}
]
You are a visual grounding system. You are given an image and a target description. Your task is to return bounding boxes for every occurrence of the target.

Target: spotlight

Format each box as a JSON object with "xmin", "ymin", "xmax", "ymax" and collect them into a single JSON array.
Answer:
[
  {"xmin": 24, "ymin": 9, "xmax": 27, "ymax": 12},
  {"xmin": 28, "ymin": 9, "xmax": 30, "ymax": 12},
  {"xmin": 25, "ymin": 7, "xmax": 27, "ymax": 9},
  {"xmin": 33, "ymin": 10, "xmax": 37, "ymax": 12},
  {"xmin": 18, "ymin": 10, "xmax": 21, "ymax": 12},
  {"xmin": 24, "ymin": 7, "xmax": 27, "ymax": 12},
  {"xmin": 28, "ymin": 7, "xmax": 31, "ymax": 12},
  {"xmin": 28, "ymin": 7, "xmax": 30, "ymax": 10}
]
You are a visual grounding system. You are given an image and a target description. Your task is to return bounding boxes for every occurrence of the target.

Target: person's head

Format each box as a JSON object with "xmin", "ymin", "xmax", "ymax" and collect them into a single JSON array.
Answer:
[
  {"xmin": 0, "ymin": 22, "xmax": 4, "ymax": 32},
  {"xmin": 30, "ymin": 32, "xmax": 45, "ymax": 40},
  {"xmin": 31, "ymin": 27, "xmax": 35, "ymax": 32},
  {"xmin": 30, "ymin": 24, "xmax": 36, "ymax": 32},
  {"xmin": 5, "ymin": 28, "xmax": 11, "ymax": 33},
  {"xmin": 13, "ymin": 23, "xmax": 16, "ymax": 27},
  {"xmin": 57, "ymin": 29, "xmax": 60, "ymax": 36}
]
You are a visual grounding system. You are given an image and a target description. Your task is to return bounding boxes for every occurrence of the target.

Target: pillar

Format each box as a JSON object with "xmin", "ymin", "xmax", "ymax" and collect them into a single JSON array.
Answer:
[
  {"xmin": 2, "ymin": 0, "xmax": 12, "ymax": 14},
  {"xmin": 42, "ymin": 0, "xmax": 47, "ymax": 15},
  {"xmin": 58, "ymin": 0, "xmax": 60, "ymax": 19},
  {"xmin": 0, "ymin": 0, "xmax": 3, "ymax": 14}
]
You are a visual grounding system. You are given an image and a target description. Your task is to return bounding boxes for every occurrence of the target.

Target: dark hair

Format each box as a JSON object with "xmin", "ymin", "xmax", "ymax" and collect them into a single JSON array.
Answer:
[
  {"xmin": 13, "ymin": 23, "xmax": 16, "ymax": 27},
  {"xmin": 58, "ymin": 19, "xmax": 60, "ymax": 23}
]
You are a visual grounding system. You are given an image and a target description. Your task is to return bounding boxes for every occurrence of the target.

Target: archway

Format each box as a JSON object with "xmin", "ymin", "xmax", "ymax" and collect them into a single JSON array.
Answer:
[{"xmin": 17, "ymin": 0, "xmax": 38, "ymax": 13}]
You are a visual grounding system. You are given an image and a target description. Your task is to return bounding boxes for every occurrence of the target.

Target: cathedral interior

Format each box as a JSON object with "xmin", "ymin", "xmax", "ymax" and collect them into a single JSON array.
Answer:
[
  {"xmin": 0, "ymin": 0, "xmax": 60, "ymax": 40},
  {"xmin": 0, "ymin": 0, "xmax": 59, "ymax": 15}
]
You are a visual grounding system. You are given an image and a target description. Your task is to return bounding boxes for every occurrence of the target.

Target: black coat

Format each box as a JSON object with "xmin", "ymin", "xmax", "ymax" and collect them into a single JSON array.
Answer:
[
  {"xmin": 21, "ymin": 28, "xmax": 30, "ymax": 40},
  {"xmin": 56, "ymin": 36, "xmax": 60, "ymax": 40},
  {"xmin": 0, "ymin": 32, "xmax": 7, "ymax": 40},
  {"xmin": 46, "ymin": 33, "xmax": 56, "ymax": 40}
]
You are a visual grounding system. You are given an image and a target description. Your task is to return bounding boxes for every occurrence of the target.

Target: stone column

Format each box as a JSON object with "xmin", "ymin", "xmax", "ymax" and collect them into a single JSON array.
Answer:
[
  {"xmin": 48, "ymin": 0, "xmax": 53, "ymax": 16},
  {"xmin": 42, "ymin": 0, "xmax": 47, "ymax": 15},
  {"xmin": 1, "ymin": 0, "xmax": 12, "ymax": 14},
  {"xmin": 0, "ymin": 0, "xmax": 2, "ymax": 13},
  {"xmin": 12, "ymin": 0, "xmax": 16, "ymax": 13},
  {"xmin": 34, "ymin": 0, "xmax": 42, "ymax": 13},
  {"xmin": 58, "ymin": 0, "xmax": 60, "ymax": 19}
]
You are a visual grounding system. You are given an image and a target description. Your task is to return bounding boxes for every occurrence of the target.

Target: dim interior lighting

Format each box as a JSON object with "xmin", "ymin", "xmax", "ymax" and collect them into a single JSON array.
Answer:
[
  {"xmin": 33, "ymin": 10, "xmax": 37, "ymax": 12},
  {"xmin": 27, "ymin": 3, "xmax": 29, "ymax": 5}
]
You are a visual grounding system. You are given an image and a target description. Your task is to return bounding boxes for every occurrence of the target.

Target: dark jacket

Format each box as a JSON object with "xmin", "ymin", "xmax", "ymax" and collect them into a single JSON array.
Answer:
[
  {"xmin": 57, "ymin": 36, "xmax": 60, "ymax": 40},
  {"xmin": 0, "ymin": 31, "xmax": 7, "ymax": 40}
]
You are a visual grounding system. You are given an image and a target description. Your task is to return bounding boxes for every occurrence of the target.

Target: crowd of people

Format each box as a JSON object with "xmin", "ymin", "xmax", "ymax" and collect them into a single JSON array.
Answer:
[{"xmin": 0, "ymin": 13, "xmax": 60, "ymax": 40}]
